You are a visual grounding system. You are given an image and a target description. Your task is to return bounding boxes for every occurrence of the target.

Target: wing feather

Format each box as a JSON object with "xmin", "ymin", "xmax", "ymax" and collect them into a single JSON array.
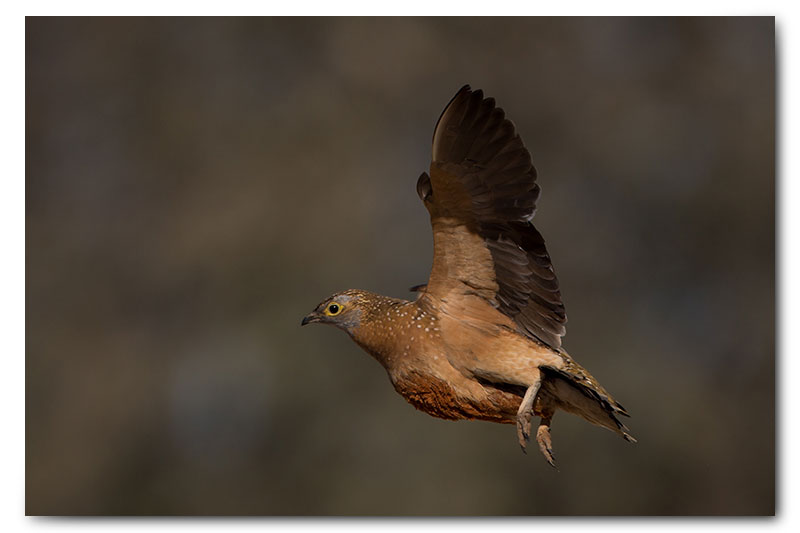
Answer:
[{"xmin": 422, "ymin": 85, "xmax": 567, "ymax": 350}]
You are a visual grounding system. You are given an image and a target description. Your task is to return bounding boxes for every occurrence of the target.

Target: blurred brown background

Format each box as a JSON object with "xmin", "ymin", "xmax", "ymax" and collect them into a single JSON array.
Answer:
[{"xmin": 26, "ymin": 17, "xmax": 775, "ymax": 515}]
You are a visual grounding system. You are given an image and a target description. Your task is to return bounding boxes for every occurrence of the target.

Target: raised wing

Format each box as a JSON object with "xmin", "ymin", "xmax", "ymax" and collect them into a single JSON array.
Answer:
[{"xmin": 417, "ymin": 85, "xmax": 567, "ymax": 350}]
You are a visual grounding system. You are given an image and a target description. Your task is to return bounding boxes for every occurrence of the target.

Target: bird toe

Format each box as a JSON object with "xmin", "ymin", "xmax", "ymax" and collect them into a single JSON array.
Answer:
[
  {"xmin": 536, "ymin": 423, "xmax": 556, "ymax": 468},
  {"xmin": 516, "ymin": 413, "xmax": 532, "ymax": 453}
]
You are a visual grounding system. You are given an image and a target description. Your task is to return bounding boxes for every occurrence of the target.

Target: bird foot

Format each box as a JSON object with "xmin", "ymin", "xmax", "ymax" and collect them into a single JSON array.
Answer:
[
  {"xmin": 536, "ymin": 423, "xmax": 556, "ymax": 468},
  {"xmin": 516, "ymin": 377, "xmax": 541, "ymax": 454},
  {"xmin": 516, "ymin": 408, "xmax": 533, "ymax": 453}
]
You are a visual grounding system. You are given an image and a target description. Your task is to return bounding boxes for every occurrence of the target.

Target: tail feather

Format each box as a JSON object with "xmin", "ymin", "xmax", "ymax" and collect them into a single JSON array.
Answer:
[{"xmin": 541, "ymin": 365, "xmax": 636, "ymax": 443}]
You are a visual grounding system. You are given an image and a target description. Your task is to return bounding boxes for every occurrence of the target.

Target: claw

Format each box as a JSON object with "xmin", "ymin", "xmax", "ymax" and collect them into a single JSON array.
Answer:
[
  {"xmin": 517, "ymin": 409, "xmax": 533, "ymax": 453},
  {"xmin": 515, "ymin": 376, "xmax": 541, "ymax": 454},
  {"xmin": 536, "ymin": 423, "xmax": 556, "ymax": 468}
]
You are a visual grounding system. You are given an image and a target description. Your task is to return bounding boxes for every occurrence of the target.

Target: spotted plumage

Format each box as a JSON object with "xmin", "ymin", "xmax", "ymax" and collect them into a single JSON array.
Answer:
[{"xmin": 302, "ymin": 86, "xmax": 635, "ymax": 466}]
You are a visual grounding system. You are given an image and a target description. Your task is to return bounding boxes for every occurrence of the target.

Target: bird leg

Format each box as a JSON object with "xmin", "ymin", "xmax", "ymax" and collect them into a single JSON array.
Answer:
[
  {"xmin": 536, "ymin": 413, "xmax": 556, "ymax": 468},
  {"xmin": 516, "ymin": 374, "xmax": 542, "ymax": 453}
]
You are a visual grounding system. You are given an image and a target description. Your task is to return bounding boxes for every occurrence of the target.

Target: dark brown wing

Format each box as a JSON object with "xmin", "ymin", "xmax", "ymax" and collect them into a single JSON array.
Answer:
[{"xmin": 418, "ymin": 85, "xmax": 567, "ymax": 350}]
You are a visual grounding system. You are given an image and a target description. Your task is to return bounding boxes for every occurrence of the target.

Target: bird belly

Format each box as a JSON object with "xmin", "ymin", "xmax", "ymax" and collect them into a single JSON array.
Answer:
[{"xmin": 390, "ymin": 369, "xmax": 520, "ymax": 424}]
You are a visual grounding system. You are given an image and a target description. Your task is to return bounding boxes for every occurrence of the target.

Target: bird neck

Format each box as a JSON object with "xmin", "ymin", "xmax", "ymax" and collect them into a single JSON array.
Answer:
[{"xmin": 347, "ymin": 298, "xmax": 415, "ymax": 369}]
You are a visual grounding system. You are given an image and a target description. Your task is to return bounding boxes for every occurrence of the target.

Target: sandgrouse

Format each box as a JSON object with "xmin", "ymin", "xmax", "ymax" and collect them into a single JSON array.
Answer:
[{"xmin": 302, "ymin": 85, "xmax": 635, "ymax": 466}]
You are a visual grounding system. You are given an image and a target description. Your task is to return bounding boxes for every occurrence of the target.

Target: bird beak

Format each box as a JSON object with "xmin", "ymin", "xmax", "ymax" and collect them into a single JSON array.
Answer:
[{"xmin": 301, "ymin": 313, "xmax": 320, "ymax": 326}]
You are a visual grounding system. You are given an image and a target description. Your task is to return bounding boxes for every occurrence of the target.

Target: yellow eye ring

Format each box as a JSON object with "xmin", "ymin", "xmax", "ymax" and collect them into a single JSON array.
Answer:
[{"xmin": 324, "ymin": 302, "xmax": 343, "ymax": 316}]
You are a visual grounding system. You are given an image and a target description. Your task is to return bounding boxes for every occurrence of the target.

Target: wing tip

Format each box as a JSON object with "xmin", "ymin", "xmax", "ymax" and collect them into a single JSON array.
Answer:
[
  {"xmin": 433, "ymin": 84, "xmax": 489, "ymax": 161},
  {"xmin": 432, "ymin": 85, "xmax": 472, "ymax": 143}
]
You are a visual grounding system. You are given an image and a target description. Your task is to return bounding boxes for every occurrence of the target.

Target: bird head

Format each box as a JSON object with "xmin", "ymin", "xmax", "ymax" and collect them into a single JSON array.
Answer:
[{"xmin": 301, "ymin": 289, "xmax": 368, "ymax": 332}]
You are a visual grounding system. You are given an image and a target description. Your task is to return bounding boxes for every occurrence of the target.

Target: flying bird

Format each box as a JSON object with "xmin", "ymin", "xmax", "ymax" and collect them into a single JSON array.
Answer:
[{"xmin": 302, "ymin": 85, "xmax": 634, "ymax": 466}]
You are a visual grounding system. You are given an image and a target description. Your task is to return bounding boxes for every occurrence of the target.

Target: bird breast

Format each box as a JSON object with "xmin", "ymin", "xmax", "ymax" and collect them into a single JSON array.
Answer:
[{"xmin": 389, "ymin": 367, "xmax": 521, "ymax": 424}]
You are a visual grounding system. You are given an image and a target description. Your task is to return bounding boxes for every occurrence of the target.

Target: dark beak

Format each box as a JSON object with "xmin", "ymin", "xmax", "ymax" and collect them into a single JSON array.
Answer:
[{"xmin": 301, "ymin": 313, "xmax": 318, "ymax": 326}]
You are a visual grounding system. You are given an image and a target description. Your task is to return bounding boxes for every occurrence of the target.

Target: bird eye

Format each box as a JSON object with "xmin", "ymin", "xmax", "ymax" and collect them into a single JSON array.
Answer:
[{"xmin": 325, "ymin": 303, "xmax": 342, "ymax": 316}]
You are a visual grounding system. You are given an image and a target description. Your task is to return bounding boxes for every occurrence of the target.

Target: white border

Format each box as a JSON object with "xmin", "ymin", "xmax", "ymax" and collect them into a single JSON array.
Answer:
[{"xmin": 4, "ymin": 2, "xmax": 795, "ymax": 532}]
